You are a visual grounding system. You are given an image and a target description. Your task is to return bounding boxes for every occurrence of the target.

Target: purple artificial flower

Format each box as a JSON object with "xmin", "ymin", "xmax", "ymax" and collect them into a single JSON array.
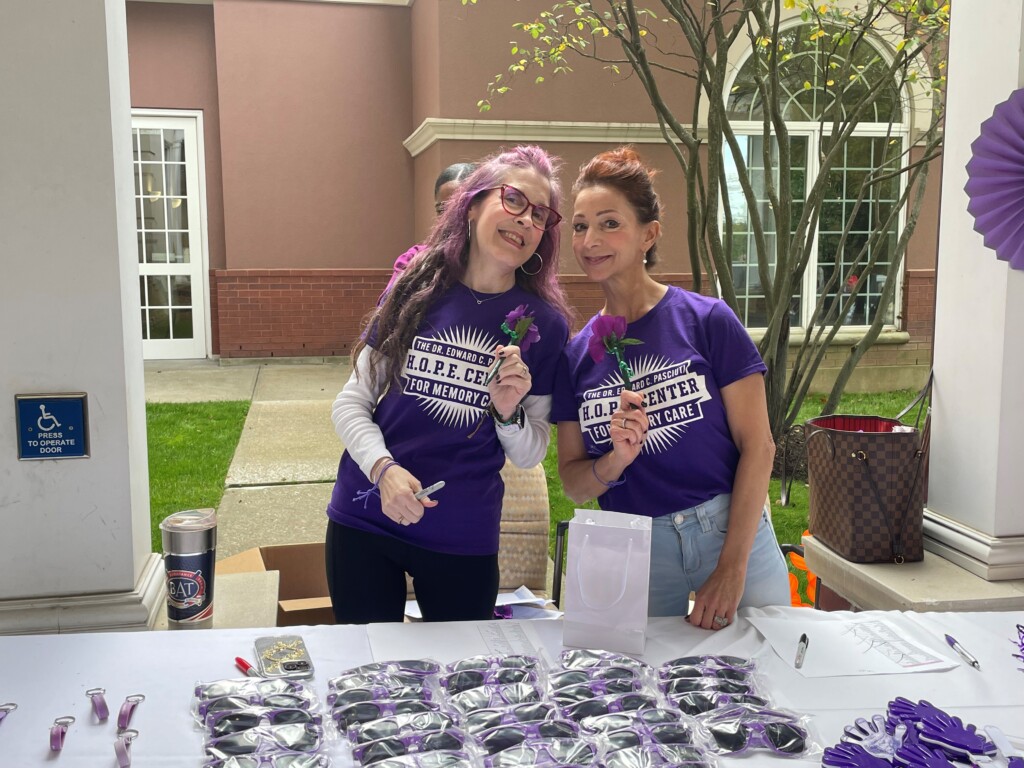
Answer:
[
  {"xmin": 501, "ymin": 304, "xmax": 540, "ymax": 352},
  {"xmin": 588, "ymin": 314, "xmax": 642, "ymax": 389}
]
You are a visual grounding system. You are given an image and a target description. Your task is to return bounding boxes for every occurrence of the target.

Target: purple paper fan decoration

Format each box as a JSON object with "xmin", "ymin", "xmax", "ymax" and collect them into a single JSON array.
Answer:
[{"xmin": 965, "ymin": 87, "xmax": 1024, "ymax": 271}]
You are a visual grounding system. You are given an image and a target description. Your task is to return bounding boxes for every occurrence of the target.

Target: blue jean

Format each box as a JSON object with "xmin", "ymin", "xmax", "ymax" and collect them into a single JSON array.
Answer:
[{"xmin": 647, "ymin": 493, "xmax": 790, "ymax": 617}]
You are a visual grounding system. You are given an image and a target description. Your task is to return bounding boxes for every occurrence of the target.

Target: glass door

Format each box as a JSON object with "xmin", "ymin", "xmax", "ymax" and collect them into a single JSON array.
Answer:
[{"xmin": 132, "ymin": 114, "xmax": 208, "ymax": 359}]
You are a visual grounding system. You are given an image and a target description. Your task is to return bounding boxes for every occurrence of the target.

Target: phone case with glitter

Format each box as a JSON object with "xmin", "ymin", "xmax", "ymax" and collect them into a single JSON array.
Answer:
[{"xmin": 254, "ymin": 634, "xmax": 314, "ymax": 679}]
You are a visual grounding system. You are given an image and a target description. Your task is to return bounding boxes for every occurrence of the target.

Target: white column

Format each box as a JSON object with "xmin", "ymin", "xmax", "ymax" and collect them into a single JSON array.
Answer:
[
  {"xmin": 928, "ymin": 0, "xmax": 1024, "ymax": 579},
  {"xmin": 0, "ymin": 0, "xmax": 164, "ymax": 632}
]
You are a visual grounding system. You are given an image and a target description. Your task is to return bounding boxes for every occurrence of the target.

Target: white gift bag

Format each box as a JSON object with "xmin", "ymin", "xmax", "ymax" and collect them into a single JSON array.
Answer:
[{"xmin": 562, "ymin": 508, "xmax": 652, "ymax": 655}]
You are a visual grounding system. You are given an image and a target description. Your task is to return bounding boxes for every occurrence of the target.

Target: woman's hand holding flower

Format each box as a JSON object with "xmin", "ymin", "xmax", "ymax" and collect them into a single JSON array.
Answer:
[
  {"xmin": 610, "ymin": 389, "xmax": 648, "ymax": 465},
  {"xmin": 378, "ymin": 465, "xmax": 437, "ymax": 527},
  {"xmin": 488, "ymin": 344, "xmax": 531, "ymax": 420}
]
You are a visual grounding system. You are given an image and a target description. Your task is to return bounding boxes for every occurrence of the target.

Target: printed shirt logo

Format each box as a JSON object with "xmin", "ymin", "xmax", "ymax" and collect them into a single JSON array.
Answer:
[
  {"xmin": 402, "ymin": 326, "xmax": 497, "ymax": 428},
  {"xmin": 580, "ymin": 355, "xmax": 711, "ymax": 453}
]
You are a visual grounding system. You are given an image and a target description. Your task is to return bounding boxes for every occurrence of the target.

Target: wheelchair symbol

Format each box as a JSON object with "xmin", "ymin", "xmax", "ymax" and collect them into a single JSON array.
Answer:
[{"xmin": 37, "ymin": 405, "xmax": 61, "ymax": 432}]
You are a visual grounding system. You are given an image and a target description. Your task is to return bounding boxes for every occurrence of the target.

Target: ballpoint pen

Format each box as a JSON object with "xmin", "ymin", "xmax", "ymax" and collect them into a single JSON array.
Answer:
[
  {"xmin": 795, "ymin": 633, "xmax": 809, "ymax": 669},
  {"xmin": 944, "ymin": 634, "xmax": 981, "ymax": 670}
]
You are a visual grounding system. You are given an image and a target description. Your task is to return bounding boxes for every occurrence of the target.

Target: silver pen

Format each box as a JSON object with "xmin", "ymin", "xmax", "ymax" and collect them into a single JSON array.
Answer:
[
  {"xmin": 795, "ymin": 633, "xmax": 809, "ymax": 669},
  {"xmin": 944, "ymin": 634, "xmax": 980, "ymax": 669}
]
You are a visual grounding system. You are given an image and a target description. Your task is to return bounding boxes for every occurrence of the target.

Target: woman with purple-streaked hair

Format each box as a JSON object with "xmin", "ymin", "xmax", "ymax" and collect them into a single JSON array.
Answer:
[{"xmin": 326, "ymin": 146, "xmax": 572, "ymax": 624}]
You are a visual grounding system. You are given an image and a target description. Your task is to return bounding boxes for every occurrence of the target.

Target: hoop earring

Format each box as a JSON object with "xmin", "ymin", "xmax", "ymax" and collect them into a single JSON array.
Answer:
[{"xmin": 519, "ymin": 252, "xmax": 543, "ymax": 276}]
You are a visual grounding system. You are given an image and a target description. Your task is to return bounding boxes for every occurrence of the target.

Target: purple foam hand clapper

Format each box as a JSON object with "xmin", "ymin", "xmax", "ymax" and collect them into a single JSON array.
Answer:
[
  {"xmin": 895, "ymin": 739, "xmax": 960, "ymax": 768},
  {"xmin": 887, "ymin": 698, "xmax": 947, "ymax": 731},
  {"xmin": 825, "ymin": 742, "xmax": 895, "ymax": 768},
  {"xmin": 917, "ymin": 711, "xmax": 996, "ymax": 758},
  {"xmin": 843, "ymin": 714, "xmax": 906, "ymax": 759}
]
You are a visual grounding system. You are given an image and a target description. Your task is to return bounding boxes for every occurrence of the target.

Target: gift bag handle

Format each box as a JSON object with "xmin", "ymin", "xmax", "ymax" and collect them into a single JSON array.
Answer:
[{"xmin": 576, "ymin": 534, "xmax": 633, "ymax": 611}]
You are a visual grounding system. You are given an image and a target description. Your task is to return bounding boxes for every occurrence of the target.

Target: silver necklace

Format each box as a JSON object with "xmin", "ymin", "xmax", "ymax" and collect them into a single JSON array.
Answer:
[{"xmin": 464, "ymin": 283, "xmax": 513, "ymax": 305}]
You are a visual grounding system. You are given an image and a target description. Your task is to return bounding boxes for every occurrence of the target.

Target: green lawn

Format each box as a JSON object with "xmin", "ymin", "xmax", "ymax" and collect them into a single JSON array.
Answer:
[
  {"xmin": 146, "ymin": 401, "xmax": 249, "ymax": 552},
  {"xmin": 543, "ymin": 389, "xmax": 925, "ymax": 556}
]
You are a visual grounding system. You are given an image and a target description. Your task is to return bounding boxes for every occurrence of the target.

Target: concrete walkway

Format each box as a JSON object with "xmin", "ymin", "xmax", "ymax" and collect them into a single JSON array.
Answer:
[{"xmin": 144, "ymin": 358, "xmax": 351, "ymax": 559}]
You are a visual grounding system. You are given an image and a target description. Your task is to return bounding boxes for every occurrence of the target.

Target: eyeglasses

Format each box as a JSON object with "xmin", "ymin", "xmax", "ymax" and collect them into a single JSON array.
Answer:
[
  {"xmin": 578, "ymin": 706, "xmax": 681, "ymax": 734},
  {"xmin": 662, "ymin": 655, "xmax": 755, "ymax": 671},
  {"xmin": 204, "ymin": 723, "xmax": 324, "ymax": 759},
  {"xmin": 352, "ymin": 728, "xmax": 466, "ymax": 765},
  {"xmin": 550, "ymin": 677, "xmax": 643, "ymax": 704},
  {"xmin": 333, "ymin": 700, "xmax": 439, "ymax": 731},
  {"xmin": 206, "ymin": 708, "xmax": 320, "ymax": 738},
  {"xmin": 604, "ymin": 743, "xmax": 709, "ymax": 768},
  {"xmin": 660, "ymin": 664, "xmax": 750, "ymax": 682},
  {"xmin": 661, "ymin": 677, "xmax": 752, "ymax": 696},
  {"xmin": 487, "ymin": 737, "xmax": 597, "ymax": 768},
  {"xmin": 328, "ymin": 685, "xmax": 431, "ymax": 709},
  {"xmin": 486, "ymin": 185, "xmax": 561, "ymax": 231},
  {"xmin": 559, "ymin": 649, "xmax": 649, "ymax": 672},
  {"xmin": 445, "ymin": 654, "xmax": 540, "ymax": 673},
  {"xmin": 441, "ymin": 667, "xmax": 536, "ymax": 694},
  {"xmin": 549, "ymin": 665, "xmax": 639, "ymax": 691},
  {"xmin": 447, "ymin": 682, "xmax": 541, "ymax": 714},
  {"xmin": 203, "ymin": 756, "xmax": 331, "ymax": 768},
  {"xmin": 562, "ymin": 692, "xmax": 659, "ymax": 722},
  {"xmin": 477, "ymin": 719, "xmax": 579, "ymax": 754},
  {"xmin": 196, "ymin": 678, "xmax": 306, "ymax": 701},
  {"xmin": 704, "ymin": 720, "xmax": 808, "ymax": 756},
  {"xmin": 197, "ymin": 693, "xmax": 314, "ymax": 720},
  {"xmin": 349, "ymin": 711, "xmax": 454, "ymax": 745},
  {"xmin": 671, "ymin": 691, "xmax": 768, "ymax": 716},
  {"xmin": 460, "ymin": 701, "xmax": 558, "ymax": 735}
]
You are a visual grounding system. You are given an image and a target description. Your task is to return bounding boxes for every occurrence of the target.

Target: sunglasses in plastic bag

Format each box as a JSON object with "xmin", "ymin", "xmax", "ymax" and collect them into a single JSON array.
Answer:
[
  {"xmin": 348, "ymin": 711, "xmax": 454, "ymax": 745},
  {"xmin": 485, "ymin": 737, "xmax": 597, "ymax": 768},
  {"xmin": 549, "ymin": 666, "xmax": 640, "ymax": 691},
  {"xmin": 660, "ymin": 664, "xmax": 750, "ymax": 683},
  {"xmin": 204, "ymin": 723, "xmax": 324, "ymax": 759},
  {"xmin": 353, "ymin": 728, "xmax": 467, "ymax": 766},
  {"xmin": 563, "ymin": 693, "xmax": 659, "ymax": 722},
  {"xmin": 343, "ymin": 660, "xmax": 442, "ymax": 679},
  {"xmin": 370, "ymin": 752, "xmax": 476, "ymax": 768},
  {"xmin": 462, "ymin": 702, "xmax": 559, "ymax": 735},
  {"xmin": 448, "ymin": 682, "xmax": 541, "ymax": 714},
  {"xmin": 704, "ymin": 719, "xmax": 808, "ymax": 756},
  {"xmin": 441, "ymin": 667, "xmax": 536, "ymax": 695},
  {"xmin": 197, "ymin": 678, "xmax": 307, "ymax": 701},
  {"xmin": 671, "ymin": 691, "xmax": 768, "ymax": 717},
  {"xmin": 198, "ymin": 693, "xmax": 315, "ymax": 720},
  {"xmin": 331, "ymin": 671, "xmax": 429, "ymax": 693},
  {"xmin": 559, "ymin": 649, "xmax": 649, "ymax": 672},
  {"xmin": 602, "ymin": 743, "xmax": 709, "ymax": 768},
  {"xmin": 206, "ymin": 707, "xmax": 321, "ymax": 738},
  {"xmin": 579, "ymin": 707, "xmax": 682, "ymax": 735},
  {"xmin": 661, "ymin": 655, "xmax": 755, "ymax": 671},
  {"xmin": 328, "ymin": 685, "xmax": 432, "ymax": 709},
  {"xmin": 203, "ymin": 755, "xmax": 331, "ymax": 768},
  {"xmin": 478, "ymin": 719, "xmax": 580, "ymax": 754},
  {"xmin": 551, "ymin": 677, "xmax": 644, "ymax": 705},
  {"xmin": 446, "ymin": 655, "xmax": 541, "ymax": 673},
  {"xmin": 333, "ymin": 700, "xmax": 439, "ymax": 731},
  {"xmin": 661, "ymin": 677, "xmax": 752, "ymax": 696}
]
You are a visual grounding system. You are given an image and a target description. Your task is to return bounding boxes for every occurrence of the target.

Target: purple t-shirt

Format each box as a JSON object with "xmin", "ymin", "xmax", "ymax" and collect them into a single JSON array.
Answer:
[
  {"xmin": 551, "ymin": 286, "xmax": 766, "ymax": 517},
  {"xmin": 329, "ymin": 284, "xmax": 569, "ymax": 555}
]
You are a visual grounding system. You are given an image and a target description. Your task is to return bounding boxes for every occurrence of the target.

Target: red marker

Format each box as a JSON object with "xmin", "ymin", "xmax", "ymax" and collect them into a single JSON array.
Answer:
[{"xmin": 235, "ymin": 657, "xmax": 259, "ymax": 677}]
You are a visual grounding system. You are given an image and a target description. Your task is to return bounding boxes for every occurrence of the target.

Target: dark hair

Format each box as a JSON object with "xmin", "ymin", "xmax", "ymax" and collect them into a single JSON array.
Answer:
[
  {"xmin": 434, "ymin": 163, "xmax": 476, "ymax": 197},
  {"xmin": 573, "ymin": 146, "xmax": 662, "ymax": 266},
  {"xmin": 358, "ymin": 146, "xmax": 572, "ymax": 391}
]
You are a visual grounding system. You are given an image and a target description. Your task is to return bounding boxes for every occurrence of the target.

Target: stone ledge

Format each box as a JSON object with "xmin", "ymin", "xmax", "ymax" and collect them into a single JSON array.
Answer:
[{"xmin": 802, "ymin": 534, "xmax": 1024, "ymax": 612}]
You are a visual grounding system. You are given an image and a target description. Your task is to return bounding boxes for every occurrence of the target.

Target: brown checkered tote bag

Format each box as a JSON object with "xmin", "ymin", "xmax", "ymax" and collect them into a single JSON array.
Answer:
[{"xmin": 804, "ymin": 414, "xmax": 928, "ymax": 564}]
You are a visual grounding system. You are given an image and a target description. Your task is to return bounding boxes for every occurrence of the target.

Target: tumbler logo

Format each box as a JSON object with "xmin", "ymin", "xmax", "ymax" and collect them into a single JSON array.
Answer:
[{"xmin": 166, "ymin": 568, "xmax": 208, "ymax": 609}]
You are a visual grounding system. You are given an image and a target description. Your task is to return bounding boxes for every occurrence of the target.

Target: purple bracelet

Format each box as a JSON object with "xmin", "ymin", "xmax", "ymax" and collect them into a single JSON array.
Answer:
[
  {"xmin": 353, "ymin": 459, "xmax": 400, "ymax": 508},
  {"xmin": 592, "ymin": 459, "xmax": 625, "ymax": 488}
]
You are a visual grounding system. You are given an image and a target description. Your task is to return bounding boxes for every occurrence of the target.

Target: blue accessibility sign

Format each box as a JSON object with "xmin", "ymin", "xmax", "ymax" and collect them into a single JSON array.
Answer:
[{"xmin": 16, "ymin": 394, "xmax": 90, "ymax": 460}]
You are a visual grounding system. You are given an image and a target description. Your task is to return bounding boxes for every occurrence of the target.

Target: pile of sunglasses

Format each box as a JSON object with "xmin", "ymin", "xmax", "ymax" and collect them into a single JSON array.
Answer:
[
  {"xmin": 193, "ymin": 678, "xmax": 331, "ymax": 767},
  {"xmin": 823, "ymin": 698, "xmax": 997, "ymax": 768},
  {"xmin": 657, "ymin": 655, "xmax": 770, "ymax": 717}
]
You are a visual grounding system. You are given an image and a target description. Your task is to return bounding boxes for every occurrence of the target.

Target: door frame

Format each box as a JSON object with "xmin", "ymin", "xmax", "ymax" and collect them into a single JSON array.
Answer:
[{"xmin": 131, "ymin": 108, "xmax": 212, "ymax": 360}]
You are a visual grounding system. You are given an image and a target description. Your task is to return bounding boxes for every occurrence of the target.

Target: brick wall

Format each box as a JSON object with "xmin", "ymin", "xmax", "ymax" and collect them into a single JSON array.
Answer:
[{"xmin": 210, "ymin": 268, "xmax": 935, "ymax": 375}]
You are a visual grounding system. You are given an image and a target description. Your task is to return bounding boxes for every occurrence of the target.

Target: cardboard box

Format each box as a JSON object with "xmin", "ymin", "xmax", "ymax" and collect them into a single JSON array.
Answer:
[{"xmin": 218, "ymin": 543, "xmax": 334, "ymax": 626}]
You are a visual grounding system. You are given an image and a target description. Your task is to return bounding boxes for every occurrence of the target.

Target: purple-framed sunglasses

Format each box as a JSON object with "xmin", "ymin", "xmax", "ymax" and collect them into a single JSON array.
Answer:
[
  {"xmin": 477, "ymin": 719, "xmax": 579, "ymax": 754},
  {"xmin": 206, "ymin": 707, "xmax": 321, "ymax": 738},
  {"xmin": 353, "ymin": 728, "xmax": 468, "ymax": 766},
  {"xmin": 461, "ymin": 701, "xmax": 560, "ymax": 735},
  {"xmin": 333, "ymin": 700, "xmax": 439, "ymax": 731}
]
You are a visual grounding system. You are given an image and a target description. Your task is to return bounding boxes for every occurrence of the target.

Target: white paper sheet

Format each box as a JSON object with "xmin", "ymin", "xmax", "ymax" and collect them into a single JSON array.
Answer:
[
  {"xmin": 748, "ymin": 613, "xmax": 958, "ymax": 677},
  {"xmin": 404, "ymin": 585, "xmax": 552, "ymax": 620}
]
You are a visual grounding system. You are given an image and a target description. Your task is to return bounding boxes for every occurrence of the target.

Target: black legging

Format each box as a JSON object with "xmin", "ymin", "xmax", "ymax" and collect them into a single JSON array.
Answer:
[{"xmin": 325, "ymin": 520, "xmax": 500, "ymax": 624}]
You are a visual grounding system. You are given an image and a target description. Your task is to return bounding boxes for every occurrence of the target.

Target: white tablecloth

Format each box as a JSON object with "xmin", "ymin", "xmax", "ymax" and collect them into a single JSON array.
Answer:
[{"xmin": 1, "ymin": 606, "xmax": 1021, "ymax": 766}]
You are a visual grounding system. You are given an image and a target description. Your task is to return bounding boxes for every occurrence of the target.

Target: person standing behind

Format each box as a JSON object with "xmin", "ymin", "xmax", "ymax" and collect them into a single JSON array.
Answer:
[
  {"xmin": 384, "ymin": 162, "xmax": 477, "ymax": 295},
  {"xmin": 551, "ymin": 147, "xmax": 789, "ymax": 630},
  {"xmin": 328, "ymin": 146, "xmax": 571, "ymax": 624}
]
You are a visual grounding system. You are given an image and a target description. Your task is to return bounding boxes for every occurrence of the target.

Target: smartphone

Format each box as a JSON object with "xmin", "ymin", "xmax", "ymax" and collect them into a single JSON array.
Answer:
[
  {"xmin": 254, "ymin": 634, "xmax": 314, "ymax": 679},
  {"xmin": 414, "ymin": 480, "xmax": 445, "ymax": 500}
]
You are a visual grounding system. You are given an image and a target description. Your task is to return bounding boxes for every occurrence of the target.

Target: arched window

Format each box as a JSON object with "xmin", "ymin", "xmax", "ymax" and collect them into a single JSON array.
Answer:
[{"xmin": 723, "ymin": 23, "xmax": 908, "ymax": 329}]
